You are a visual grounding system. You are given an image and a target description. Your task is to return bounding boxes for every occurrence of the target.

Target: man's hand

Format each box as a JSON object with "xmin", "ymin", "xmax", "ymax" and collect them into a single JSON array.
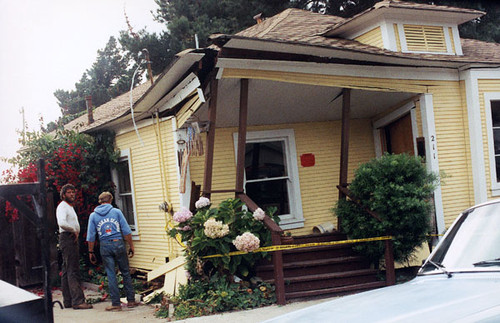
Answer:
[
  {"xmin": 89, "ymin": 253, "xmax": 97, "ymax": 265},
  {"xmin": 73, "ymin": 231, "xmax": 79, "ymax": 243},
  {"xmin": 128, "ymin": 246, "xmax": 135, "ymax": 258}
]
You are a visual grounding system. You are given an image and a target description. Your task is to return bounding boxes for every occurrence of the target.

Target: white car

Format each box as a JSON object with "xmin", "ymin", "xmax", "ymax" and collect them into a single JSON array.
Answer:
[{"xmin": 264, "ymin": 200, "xmax": 500, "ymax": 323}]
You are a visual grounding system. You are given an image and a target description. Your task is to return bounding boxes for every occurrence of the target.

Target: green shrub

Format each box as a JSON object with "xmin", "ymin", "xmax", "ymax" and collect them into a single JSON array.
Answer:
[
  {"xmin": 334, "ymin": 153, "xmax": 438, "ymax": 264},
  {"xmin": 168, "ymin": 273, "xmax": 275, "ymax": 320}
]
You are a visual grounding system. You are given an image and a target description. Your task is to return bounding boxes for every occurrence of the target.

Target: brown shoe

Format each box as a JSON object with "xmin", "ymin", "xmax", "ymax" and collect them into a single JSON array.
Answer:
[
  {"xmin": 127, "ymin": 301, "xmax": 140, "ymax": 308},
  {"xmin": 73, "ymin": 303, "xmax": 93, "ymax": 310},
  {"xmin": 105, "ymin": 305, "xmax": 122, "ymax": 311}
]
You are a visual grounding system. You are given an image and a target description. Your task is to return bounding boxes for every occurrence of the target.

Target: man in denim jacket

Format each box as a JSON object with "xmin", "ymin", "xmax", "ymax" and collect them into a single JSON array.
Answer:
[{"xmin": 86, "ymin": 192, "xmax": 139, "ymax": 311}]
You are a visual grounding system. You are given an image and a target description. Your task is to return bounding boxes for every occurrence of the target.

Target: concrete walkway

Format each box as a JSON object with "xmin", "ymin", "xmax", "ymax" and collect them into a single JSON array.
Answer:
[{"xmin": 52, "ymin": 286, "xmax": 335, "ymax": 322}]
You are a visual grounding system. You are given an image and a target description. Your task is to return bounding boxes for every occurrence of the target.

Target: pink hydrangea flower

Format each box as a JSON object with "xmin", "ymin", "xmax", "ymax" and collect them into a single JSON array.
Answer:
[
  {"xmin": 233, "ymin": 232, "xmax": 260, "ymax": 252},
  {"xmin": 179, "ymin": 225, "xmax": 191, "ymax": 231},
  {"xmin": 173, "ymin": 207, "xmax": 193, "ymax": 223},
  {"xmin": 195, "ymin": 197, "xmax": 211, "ymax": 209},
  {"xmin": 253, "ymin": 208, "xmax": 266, "ymax": 221}
]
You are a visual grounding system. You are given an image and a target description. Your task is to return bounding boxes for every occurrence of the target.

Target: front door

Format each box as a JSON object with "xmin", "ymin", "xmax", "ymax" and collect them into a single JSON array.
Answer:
[{"xmin": 382, "ymin": 113, "xmax": 414, "ymax": 155}]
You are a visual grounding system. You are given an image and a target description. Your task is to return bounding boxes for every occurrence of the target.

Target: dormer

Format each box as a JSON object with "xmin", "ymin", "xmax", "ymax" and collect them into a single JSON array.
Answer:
[{"xmin": 323, "ymin": 0, "xmax": 484, "ymax": 56}]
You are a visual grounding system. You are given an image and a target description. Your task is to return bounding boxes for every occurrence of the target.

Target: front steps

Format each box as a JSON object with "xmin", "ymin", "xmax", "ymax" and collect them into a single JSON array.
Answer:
[{"xmin": 256, "ymin": 232, "xmax": 386, "ymax": 301}]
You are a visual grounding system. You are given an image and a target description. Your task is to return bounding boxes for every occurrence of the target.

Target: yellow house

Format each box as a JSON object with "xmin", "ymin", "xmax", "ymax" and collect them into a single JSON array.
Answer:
[{"xmin": 66, "ymin": 0, "xmax": 500, "ymax": 301}]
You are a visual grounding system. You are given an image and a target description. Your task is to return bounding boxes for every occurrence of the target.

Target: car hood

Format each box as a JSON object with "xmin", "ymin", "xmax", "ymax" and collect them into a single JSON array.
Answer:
[{"xmin": 264, "ymin": 272, "xmax": 500, "ymax": 323}]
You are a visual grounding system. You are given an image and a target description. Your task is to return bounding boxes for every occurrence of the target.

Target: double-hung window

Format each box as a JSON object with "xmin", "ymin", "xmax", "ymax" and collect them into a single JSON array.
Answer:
[
  {"xmin": 485, "ymin": 94, "xmax": 500, "ymax": 195},
  {"xmin": 234, "ymin": 129, "xmax": 304, "ymax": 229},
  {"xmin": 112, "ymin": 149, "xmax": 139, "ymax": 234}
]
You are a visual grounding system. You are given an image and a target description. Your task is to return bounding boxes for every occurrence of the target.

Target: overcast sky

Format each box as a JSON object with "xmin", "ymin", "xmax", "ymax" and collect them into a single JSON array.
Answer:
[{"xmin": 0, "ymin": 0, "xmax": 165, "ymax": 174}]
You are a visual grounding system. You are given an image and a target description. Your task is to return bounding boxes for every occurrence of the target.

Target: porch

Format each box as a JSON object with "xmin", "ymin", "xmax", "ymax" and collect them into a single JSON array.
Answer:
[{"xmin": 179, "ymin": 73, "xmax": 439, "ymax": 304}]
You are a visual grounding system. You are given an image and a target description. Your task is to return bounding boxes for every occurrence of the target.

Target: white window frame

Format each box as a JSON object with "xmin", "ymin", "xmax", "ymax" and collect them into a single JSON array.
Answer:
[
  {"xmin": 233, "ymin": 129, "xmax": 304, "ymax": 229},
  {"xmin": 484, "ymin": 93, "xmax": 500, "ymax": 195},
  {"xmin": 111, "ymin": 148, "xmax": 139, "ymax": 238}
]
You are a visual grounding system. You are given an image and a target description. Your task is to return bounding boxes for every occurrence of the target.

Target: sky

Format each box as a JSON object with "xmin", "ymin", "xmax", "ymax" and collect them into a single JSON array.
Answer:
[{"xmin": 0, "ymin": 0, "xmax": 165, "ymax": 174}]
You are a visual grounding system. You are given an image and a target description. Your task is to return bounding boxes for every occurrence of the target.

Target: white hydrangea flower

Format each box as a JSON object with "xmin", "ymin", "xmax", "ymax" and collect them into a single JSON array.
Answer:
[
  {"xmin": 195, "ymin": 197, "xmax": 211, "ymax": 209},
  {"xmin": 203, "ymin": 218, "xmax": 229, "ymax": 239},
  {"xmin": 233, "ymin": 232, "xmax": 260, "ymax": 252},
  {"xmin": 253, "ymin": 208, "xmax": 266, "ymax": 221}
]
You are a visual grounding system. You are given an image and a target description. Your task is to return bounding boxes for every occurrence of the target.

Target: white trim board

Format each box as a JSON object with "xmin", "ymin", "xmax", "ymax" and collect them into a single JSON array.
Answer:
[
  {"xmin": 217, "ymin": 58, "xmax": 460, "ymax": 81},
  {"xmin": 484, "ymin": 92, "xmax": 500, "ymax": 196},
  {"xmin": 420, "ymin": 93, "xmax": 445, "ymax": 235}
]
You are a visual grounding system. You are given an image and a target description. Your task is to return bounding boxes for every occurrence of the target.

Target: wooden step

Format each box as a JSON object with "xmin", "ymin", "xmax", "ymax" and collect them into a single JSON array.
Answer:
[
  {"xmin": 290, "ymin": 232, "xmax": 347, "ymax": 244},
  {"xmin": 285, "ymin": 281, "xmax": 387, "ymax": 300},
  {"xmin": 257, "ymin": 256, "xmax": 371, "ymax": 279},
  {"xmin": 284, "ymin": 269, "xmax": 380, "ymax": 293},
  {"xmin": 281, "ymin": 244, "xmax": 356, "ymax": 262},
  {"xmin": 257, "ymin": 244, "xmax": 358, "ymax": 267}
]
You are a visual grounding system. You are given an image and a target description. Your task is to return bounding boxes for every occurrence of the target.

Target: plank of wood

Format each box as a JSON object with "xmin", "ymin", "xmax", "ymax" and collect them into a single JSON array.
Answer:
[{"xmin": 147, "ymin": 256, "xmax": 186, "ymax": 281}]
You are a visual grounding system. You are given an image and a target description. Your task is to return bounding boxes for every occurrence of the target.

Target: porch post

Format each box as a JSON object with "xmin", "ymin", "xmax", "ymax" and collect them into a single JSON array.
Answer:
[
  {"xmin": 202, "ymin": 78, "xmax": 218, "ymax": 199},
  {"xmin": 338, "ymin": 88, "xmax": 351, "ymax": 200},
  {"xmin": 235, "ymin": 78, "xmax": 249, "ymax": 194}
]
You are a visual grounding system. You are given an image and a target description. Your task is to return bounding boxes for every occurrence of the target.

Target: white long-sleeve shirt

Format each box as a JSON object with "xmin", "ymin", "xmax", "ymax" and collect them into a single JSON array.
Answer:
[{"xmin": 56, "ymin": 201, "xmax": 80, "ymax": 234}]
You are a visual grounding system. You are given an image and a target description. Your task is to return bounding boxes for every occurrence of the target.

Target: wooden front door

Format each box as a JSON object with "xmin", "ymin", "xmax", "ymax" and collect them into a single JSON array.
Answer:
[{"xmin": 382, "ymin": 113, "xmax": 414, "ymax": 155}]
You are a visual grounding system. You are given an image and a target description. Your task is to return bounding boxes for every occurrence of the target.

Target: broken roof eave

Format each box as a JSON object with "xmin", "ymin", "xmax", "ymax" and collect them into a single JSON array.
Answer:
[
  {"xmin": 222, "ymin": 37, "xmax": 476, "ymax": 69},
  {"xmin": 85, "ymin": 51, "xmax": 206, "ymax": 133}
]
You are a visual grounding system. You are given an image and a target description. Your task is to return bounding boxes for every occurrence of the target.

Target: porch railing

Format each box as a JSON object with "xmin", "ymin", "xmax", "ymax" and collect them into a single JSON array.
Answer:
[{"xmin": 237, "ymin": 193, "xmax": 286, "ymax": 305}]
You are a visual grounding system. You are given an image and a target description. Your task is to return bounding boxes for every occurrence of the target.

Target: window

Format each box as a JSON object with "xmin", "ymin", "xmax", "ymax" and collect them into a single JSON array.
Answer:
[
  {"xmin": 112, "ymin": 149, "xmax": 138, "ymax": 234},
  {"xmin": 234, "ymin": 129, "xmax": 304, "ymax": 229},
  {"xmin": 485, "ymin": 94, "xmax": 500, "ymax": 195}
]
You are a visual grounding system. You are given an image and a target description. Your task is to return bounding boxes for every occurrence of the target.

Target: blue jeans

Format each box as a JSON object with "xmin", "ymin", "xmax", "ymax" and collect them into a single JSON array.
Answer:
[{"xmin": 100, "ymin": 239, "xmax": 135, "ymax": 306}]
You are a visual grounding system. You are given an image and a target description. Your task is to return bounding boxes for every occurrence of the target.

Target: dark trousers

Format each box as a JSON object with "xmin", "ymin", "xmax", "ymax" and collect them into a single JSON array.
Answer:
[{"xmin": 60, "ymin": 232, "xmax": 85, "ymax": 307}]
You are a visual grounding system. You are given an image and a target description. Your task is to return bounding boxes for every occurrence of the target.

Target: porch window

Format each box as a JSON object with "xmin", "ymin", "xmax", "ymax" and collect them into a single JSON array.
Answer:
[
  {"xmin": 111, "ymin": 149, "xmax": 139, "ymax": 234},
  {"xmin": 235, "ymin": 129, "xmax": 304, "ymax": 229},
  {"xmin": 485, "ymin": 95, "xmax": 500, "ymax": 194}
]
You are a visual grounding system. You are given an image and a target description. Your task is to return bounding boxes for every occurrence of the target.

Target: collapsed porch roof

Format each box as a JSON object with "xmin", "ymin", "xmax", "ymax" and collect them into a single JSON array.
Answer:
[{"xmin": 188, "ymin": 77, "xmax": 417, "ymax": 128}]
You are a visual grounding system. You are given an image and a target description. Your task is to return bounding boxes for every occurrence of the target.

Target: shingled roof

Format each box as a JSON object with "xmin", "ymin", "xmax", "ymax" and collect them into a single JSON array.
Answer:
[
  {"xmin": 63, "ymin": 79, "xmax": 153, "ymax": 133},
  {"xmin": 326, "ymin": 0, "xmax": 485, "ymax": 33},
  {"xmin": 229, "ymin": 6, "xmax": 500, "ymax": 64}
]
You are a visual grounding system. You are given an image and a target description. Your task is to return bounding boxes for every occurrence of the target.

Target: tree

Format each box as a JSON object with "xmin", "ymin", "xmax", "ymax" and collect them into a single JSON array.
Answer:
[
  {"xmin": 119, "ymin": 29, "xmax": 173, "ymax": 77},
  {"xmin": 54, "ymin": 36, "xmax": 140, "ymax": 119},
  {"xmin": 412, "ymin": 0, "xmax": 500, "ymax": 43},
  {"xmin": 153, "ymin": 0, "xmax": 291, "ymax": 52}
]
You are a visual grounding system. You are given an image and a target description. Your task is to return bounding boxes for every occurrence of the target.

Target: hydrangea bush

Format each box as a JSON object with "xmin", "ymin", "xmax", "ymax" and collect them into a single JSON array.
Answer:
[{"xmin": 168, "ymin": 198, "xmax": 279, "ymax": 280}]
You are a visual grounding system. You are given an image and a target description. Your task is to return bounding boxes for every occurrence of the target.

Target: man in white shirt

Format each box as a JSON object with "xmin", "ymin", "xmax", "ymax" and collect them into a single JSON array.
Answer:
[{"xmin": 56, "ymin": 184, "xmax": 92, "ymax": 310}]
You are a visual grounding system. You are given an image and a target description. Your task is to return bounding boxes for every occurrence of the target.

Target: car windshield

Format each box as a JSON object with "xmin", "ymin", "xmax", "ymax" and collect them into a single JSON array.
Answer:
[{"xmin": 421, "ymin": 202, "xmax": 500, "ymax": 273}]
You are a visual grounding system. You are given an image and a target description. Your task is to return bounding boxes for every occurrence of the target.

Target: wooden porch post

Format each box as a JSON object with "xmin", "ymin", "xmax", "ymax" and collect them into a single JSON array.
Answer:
[
  {"xmin": 235, "ymin": 78, "xmax": 249, "ymax": 194},
  {"xmin": 338, "ymin": 88, "xmax": 351, "ymax": 200},
  {"xmin": 202, "ymin": 79, "xmax": 218, "ymax": 199},
  {"xmin": 337, "ymin": 88, "xmax": 351, "ymax": 231}
]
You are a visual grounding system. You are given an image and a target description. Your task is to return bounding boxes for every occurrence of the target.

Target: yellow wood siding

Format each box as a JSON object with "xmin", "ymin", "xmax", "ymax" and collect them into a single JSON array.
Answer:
[
  {"xmin": 394, "ymin": 24, "xmax": 402, "ymax": 52},
  {"xmin": 222, "ymin": 68, "xmax": 474, "ymax": 229},
  {"xmin": 478, "ymin": 80, "xmax": 500, "ymax": 200},
  {"xmin": 114, "ymin": 118, "xmax": 183, "ymax": 271},
  {"xmin": 189, "ymin": 121, "xmax": 376, "ymax": 235},
  {"xmin": 403, "ymin": 25, "xmax": 447, "ymax": 53},
  {"xmin": 355, "ymin": 27, "xmax": 384, "ymax": 49}
]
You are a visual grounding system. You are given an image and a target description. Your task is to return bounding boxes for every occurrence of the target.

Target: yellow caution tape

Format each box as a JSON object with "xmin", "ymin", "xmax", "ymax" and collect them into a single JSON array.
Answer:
[{"xmin": 202, "ymin": 236, "xmax": 393, "ymax": 259}]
